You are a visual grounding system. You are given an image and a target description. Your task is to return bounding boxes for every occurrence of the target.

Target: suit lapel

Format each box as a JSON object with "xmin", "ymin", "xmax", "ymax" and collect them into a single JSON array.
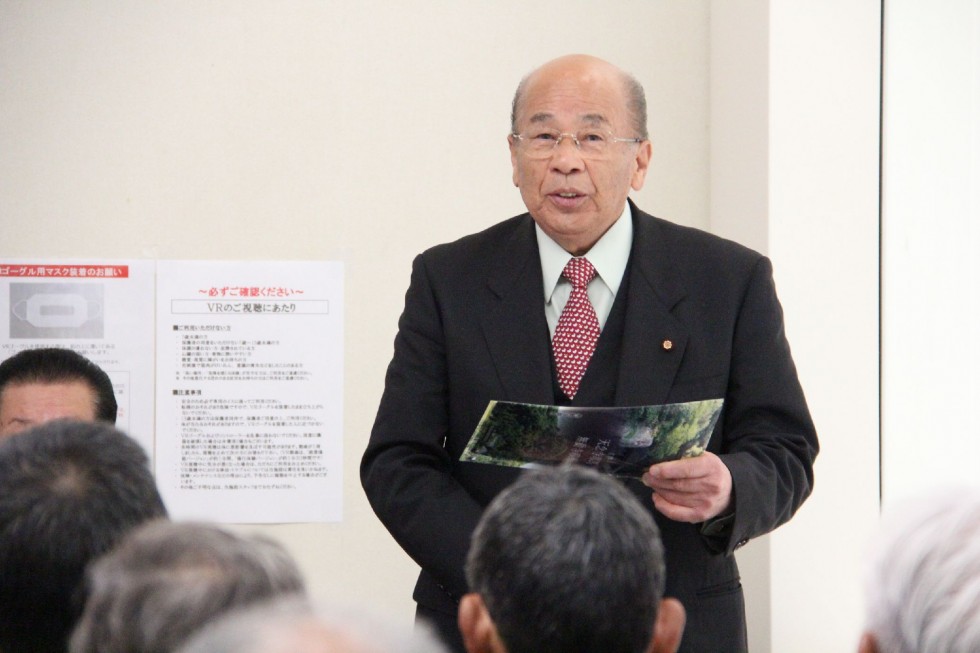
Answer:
[
  {"xmin": 615, "ymin": 203, "xmax": 690, "ymax": 406},
  {"xmin": 477, "ymin": 206, "xmax": 690, "ymax": 407},
  {"xmin": 480, "ymin": 216, "xmax": 555, "ymax": 403}
]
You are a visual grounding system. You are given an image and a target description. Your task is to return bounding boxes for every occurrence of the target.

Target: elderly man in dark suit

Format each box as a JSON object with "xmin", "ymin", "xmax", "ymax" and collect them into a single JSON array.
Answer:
[{"xmin": 361, "ymin": 53, "xmax": 818, "ymax": 653}]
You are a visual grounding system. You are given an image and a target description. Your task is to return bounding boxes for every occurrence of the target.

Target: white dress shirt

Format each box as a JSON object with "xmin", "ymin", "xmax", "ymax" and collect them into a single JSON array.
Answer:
[{"xmin": 536, "ymin": 203, "xmax": 633, "ymax": 338}]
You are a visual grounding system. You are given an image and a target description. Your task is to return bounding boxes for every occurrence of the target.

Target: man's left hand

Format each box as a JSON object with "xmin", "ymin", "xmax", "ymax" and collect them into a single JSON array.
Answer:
[{"xmin": 641, "ymin": 452, "xmax": 733, "ymax": 523}]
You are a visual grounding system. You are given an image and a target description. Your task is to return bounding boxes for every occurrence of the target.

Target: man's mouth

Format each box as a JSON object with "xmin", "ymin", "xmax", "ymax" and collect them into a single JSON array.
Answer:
[{"xmin": 548, "ymin": 190, "xmax": 587, "ymax": 208}]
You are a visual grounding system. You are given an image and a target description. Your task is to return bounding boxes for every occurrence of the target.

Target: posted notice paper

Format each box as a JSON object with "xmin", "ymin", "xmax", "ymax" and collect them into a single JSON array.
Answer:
[
  {"xmin": 0, "ymin": 260, "xmax": 156, "ymax": 455},
  {"xmin": 155, "ymin": 260, "xmax": 343, "ymax": 523}
]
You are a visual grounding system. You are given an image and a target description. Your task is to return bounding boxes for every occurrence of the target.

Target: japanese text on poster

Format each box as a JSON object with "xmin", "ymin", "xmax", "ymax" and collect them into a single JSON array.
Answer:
[
  {"xmin": 0, "ymin": 261, "xmax": 156, "ymax": 454},
  {"xmin": 155, "ymin": 261, "xmax": 343, "ymax": 523}
]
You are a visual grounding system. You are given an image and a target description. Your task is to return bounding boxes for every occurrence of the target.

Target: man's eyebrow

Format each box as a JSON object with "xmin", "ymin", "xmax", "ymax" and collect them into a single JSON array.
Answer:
[{"xmin": 526, "ymin": 112, "xmax": 610, "ymax": 126}]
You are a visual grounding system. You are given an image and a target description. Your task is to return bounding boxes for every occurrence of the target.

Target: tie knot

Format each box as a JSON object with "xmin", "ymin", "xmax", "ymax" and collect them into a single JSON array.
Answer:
[{"xmin": 562, "ymin": 257, "xmax": 596, "ymax": 290}]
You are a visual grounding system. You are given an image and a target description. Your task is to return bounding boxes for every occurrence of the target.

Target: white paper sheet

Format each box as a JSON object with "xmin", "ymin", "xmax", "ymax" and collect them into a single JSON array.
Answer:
[
  {"xmin": 0, "ymin": 260, "xmax": 156, "ymax": 454},
  {"xmin": 154, "ymin": 260, "xmax": 343, "ymax": 523}
]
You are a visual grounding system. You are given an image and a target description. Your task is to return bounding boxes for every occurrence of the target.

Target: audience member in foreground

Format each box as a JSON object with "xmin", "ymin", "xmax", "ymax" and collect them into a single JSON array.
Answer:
[
  {"xmin": 858, "ymin": 487, "xmax": 980, "ymax": 653},
  {"xmin": 0, "ymin": 419, "xmax": 167, "ymax": 653},
  {"xmin": 0, "ymin": 347, "xmax": 117, "ymax": 437},
  {"xmin": 460, "ymin": 465, "xmax": 685, "ymax": 653},
  {"xmin": 70, "ymin": 520, "xmax": 307, "ymax": 653},
  {"xmin": 176, "ymin": 596, "xmax": 449, "ymax": 653}
]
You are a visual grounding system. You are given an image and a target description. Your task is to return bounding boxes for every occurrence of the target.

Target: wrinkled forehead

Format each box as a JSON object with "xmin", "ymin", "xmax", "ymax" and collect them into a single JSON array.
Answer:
[{"xmin": 515, "ymin": 70, "xmax": 630, "ymax": 130}]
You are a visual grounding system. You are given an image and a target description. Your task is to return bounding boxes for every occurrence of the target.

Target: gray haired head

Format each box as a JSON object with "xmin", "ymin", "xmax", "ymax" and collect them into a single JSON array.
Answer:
[
  {"xmin": 465, "ymin": 464, "xmax": 666, "ymax": 653},
  {"xmin": 176, "ymin": 596, "xmax": 449, "ymax": 653},
  {"xmin": 69, "ymin": 521, "xmax": 306, "ymax": 653},
  {"xmin": 861, "ymin": 487, "xmax": 980, "ymax": 653}
]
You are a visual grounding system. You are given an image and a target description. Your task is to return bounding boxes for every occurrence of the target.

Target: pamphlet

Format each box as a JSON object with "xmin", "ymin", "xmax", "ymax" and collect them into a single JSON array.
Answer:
[{"xmin": 460, "ymin": 398, "xmax": 724, "ymax": 478}]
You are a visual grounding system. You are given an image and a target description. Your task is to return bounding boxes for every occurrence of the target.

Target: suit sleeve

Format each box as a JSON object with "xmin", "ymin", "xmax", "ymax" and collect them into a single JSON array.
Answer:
[
  {"xmin": 717, "ymin": 256, "xmax": 818, "ymax": 554},
  {"xmin": 360, "ymin": 253, "xmax": 483, "ymax": 600}
]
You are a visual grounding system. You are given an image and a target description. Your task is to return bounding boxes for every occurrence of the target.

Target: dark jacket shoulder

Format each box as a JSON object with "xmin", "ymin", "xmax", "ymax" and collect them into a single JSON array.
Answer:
[{"xmin": 635, "ymin": 208, "xmax": 764, "ymax": 269}]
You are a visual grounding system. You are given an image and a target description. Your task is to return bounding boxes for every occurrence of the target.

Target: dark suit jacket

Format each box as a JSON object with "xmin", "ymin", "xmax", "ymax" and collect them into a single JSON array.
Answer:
[{"xmin": 362, "ymin": 202, "xmax": 818, "ymax": 652}]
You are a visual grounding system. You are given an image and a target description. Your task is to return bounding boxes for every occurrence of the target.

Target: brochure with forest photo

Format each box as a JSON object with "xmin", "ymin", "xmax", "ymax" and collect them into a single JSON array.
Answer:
[{"xmin": 459, "ymin": 398, "xmax": 724, "ymax": 478}]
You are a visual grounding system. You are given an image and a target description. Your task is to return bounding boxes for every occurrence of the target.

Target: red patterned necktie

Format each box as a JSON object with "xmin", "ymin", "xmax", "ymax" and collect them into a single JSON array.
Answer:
[{"xmin": 553, "ymin": 257, "xmax": 601, "ymax": 400}]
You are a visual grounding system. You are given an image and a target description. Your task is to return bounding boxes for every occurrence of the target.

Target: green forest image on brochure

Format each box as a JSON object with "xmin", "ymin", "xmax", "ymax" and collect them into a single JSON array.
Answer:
[{"xmin": 460, "ymin": 398, "xmax": 724, "ymax": 478}]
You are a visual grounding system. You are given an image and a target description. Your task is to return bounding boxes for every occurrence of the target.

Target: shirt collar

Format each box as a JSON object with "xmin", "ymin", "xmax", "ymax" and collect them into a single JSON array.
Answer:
[{"xmin": 536, "ymin": 203, "xmax": 633, "ymax": 299}]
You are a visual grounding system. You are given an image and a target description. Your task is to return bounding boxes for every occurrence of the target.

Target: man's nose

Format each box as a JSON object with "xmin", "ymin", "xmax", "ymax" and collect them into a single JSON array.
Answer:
[{"xmin": 549, "ymin": 136, "xmax": 585, "ymax": 174}]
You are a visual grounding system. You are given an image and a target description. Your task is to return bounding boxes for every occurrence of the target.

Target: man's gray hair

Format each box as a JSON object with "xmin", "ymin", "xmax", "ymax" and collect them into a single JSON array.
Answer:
[
  {"xmin": 510, "ymin": 67, "xmax": 648, "ymax": 139},
  {"xmin": 862, "ymin": 487, "xmax": 980, "ymax": 653},
  {"xmin": 69, "ymin": 521, "xmax": 306, "ymax": 653},
  {"xmin": 466, "ymin": 464, "xmax": 665, "ymax": 653},
  {"xmin": 176, "ymin": 596, "xmax": 449, "ymax": 653}
]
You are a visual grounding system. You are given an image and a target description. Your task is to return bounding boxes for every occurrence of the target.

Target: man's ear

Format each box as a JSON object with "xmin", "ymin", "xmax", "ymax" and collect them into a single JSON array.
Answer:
[
  {"xmin": 508, "ymin": 134, "xmax": 521, "ymax": 187},
  {"xmin": 458, "ymin": 593, "xmax": 504, "ymax": 653},
  {"xmin": 648, "ymin": 597, "xmax": 686, "ymax": 653},
  {"xmin": 857, "ymin": 632, "xmax": 880, "ymax": 653},
  {"xmin": 630, "ymin": 139, "xmax": 653, "ymax": 191}
]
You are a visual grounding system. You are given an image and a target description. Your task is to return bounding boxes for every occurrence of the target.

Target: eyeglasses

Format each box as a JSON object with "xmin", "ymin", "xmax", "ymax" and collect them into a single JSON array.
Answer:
[{"xmin": 511, "ymin": 128, "xmax": 645, "ymax": 159}]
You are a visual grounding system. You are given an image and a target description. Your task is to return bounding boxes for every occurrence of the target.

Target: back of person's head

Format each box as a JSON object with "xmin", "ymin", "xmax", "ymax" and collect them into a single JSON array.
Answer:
[
  {"xmin": 176, "ymin": 596, "xmax": 448, "ymax": 653},
  {"xmin": 0, "ymin": 419, "xmax": 167, "ymax": 653},
  {"xmin": 0, "ymin": 347, "xmax": 117, "ymax": 427},
  {"xmin": 461, "ymin": 464, "xmax": 684, "ymax": 653},
  {"xmin": 69, "ymin": 520, "xmax": 307, "ymax": 653},
  {"xmin": 859, "ymin": 487, "xmax": 980, "ymax": 653}
]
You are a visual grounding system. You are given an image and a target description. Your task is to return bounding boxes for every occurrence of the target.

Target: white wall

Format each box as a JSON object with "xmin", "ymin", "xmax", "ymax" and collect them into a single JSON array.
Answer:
[
  {"xmin": 709, "ymin": 3, "xmax": 772, "ymax": 650},
  {"xmin": 711, "ymin": 1, "xmax": 882, "ymax": 651},
  {"xmin": 881, "ymin": 0, "xmax": 980, "ymax": 505},
  {"xmin": 768, "ymin": 2, "xmax": 882, "ymax": 650},
  {"xmin": 0, "ymin": 0, "xmax": 711, "ymax": 628}
]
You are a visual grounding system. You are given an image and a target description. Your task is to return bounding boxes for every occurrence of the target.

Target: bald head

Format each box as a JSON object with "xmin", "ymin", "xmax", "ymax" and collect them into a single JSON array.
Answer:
[
  {"xmin": 507, "ymin": 54, "xmax": 652, "ymax": 255},
  {"xmin": 510, "ymin": 55, "xmax": 648, "ymax": 139}
]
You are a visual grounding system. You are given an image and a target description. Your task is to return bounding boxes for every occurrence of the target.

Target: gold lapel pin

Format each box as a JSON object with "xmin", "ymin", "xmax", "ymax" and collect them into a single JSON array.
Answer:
[{"xmin": 662, "ymin": 339, "xmax": 673, "ymax": 351}]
